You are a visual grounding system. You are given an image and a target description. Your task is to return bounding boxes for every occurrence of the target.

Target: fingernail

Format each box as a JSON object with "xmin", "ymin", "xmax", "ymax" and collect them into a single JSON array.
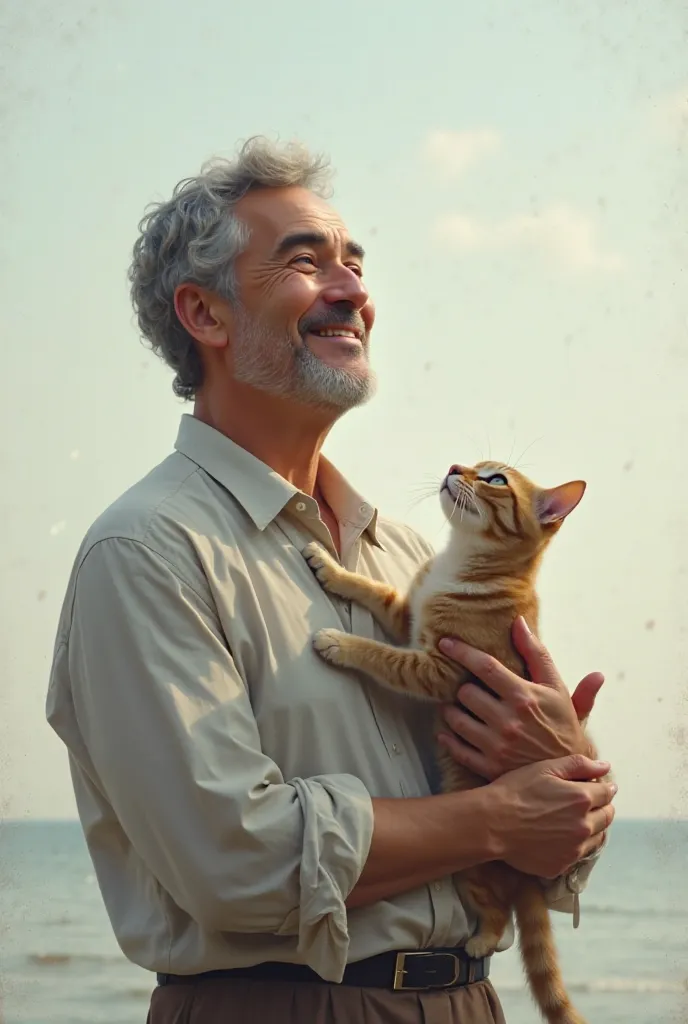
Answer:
[
  {"xmin": 439, "ymin": 638, "xmax": 454, "ymax": 655},
  {"xmin": 610, "ymin": 783, "xmax": 618, "ymax": 796},
  {"xmin": 519, "ymin": 615, "xmax": 532, "ymax": 635}
]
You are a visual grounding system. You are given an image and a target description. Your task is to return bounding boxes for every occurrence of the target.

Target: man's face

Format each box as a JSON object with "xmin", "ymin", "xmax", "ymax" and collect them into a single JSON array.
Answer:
[{"xmin": 227, "ymin": 186, "xmax": 376, "ymax": 411}]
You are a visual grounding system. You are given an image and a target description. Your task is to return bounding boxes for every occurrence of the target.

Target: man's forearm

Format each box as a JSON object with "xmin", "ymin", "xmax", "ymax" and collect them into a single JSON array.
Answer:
[
  {"xmin": 346, "ymin": 789, "xmax": 498, "ymax": 910},
  {"xmin": 346, "ymin": 754, "xmax": 614, "ymax": 911}
]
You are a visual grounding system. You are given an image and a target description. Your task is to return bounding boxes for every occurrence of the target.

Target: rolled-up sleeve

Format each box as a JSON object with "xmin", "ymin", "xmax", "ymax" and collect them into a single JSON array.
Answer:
[{"xmin": 53, "ymin": 537, "xmax": 374, "ymax": 981}]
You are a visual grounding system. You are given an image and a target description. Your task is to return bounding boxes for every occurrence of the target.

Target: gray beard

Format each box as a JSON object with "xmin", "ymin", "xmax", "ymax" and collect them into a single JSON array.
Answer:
[{"xmin": 231, "ymin": 310, "xmax": 376, "ymax": 412}]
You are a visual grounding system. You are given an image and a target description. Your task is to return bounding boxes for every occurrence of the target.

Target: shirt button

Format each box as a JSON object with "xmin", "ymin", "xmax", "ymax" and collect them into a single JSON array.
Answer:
[
  {"xmin": 295, "ymin": 501, "xmax": 307, "ymax": 512},
  {"xmin": 433, "ymin": 882, "xmax": 442, "ymax": 892},
  {"xmin": 359, "ymin": 503, "xmax": 369, "ymax": 514},
  {"xmin": 392, "ymin": 743, "xmax": 401, "ymax": 755},
  {"xmin": 566, "ymin": 868, "xmax": 583, "ymax": 894}
]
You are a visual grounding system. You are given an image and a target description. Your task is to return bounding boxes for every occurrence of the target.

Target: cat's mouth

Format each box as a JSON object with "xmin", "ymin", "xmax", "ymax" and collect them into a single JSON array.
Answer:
[{"xmin": 440, "ymin": 481, "xmax": 479, "ymax": 516}]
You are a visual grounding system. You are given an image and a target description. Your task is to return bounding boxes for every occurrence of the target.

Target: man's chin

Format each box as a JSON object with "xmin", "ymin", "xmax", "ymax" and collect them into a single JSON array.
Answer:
[{"xmin": 294, "ymin": 360, "xmax": 377, "ymax": 411}]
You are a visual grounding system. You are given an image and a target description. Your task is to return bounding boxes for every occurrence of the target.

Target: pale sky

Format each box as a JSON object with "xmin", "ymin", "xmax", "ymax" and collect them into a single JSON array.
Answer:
[{"xmin": 1, "ymin": 0, "xmax": 686, "ymax": 821}]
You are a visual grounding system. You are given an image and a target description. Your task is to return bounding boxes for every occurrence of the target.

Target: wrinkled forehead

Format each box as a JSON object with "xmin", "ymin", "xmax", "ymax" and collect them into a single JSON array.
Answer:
[{"xmin": 235, "ymin": 186, "xmax": 353, "ymax": 256}]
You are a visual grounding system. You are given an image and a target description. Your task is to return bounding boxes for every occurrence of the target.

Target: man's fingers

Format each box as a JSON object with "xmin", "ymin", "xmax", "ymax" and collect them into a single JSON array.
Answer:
[
  {"xmin": 511, "ymin": 616, "xmax": 562, "ymax": 689},
  {"xmin": 451, "ymin": 684, "xmax": 505, "ymax": 729},
  {"xmin": 437, "ymin": 731, "xmax": 492, "ymax": 778},
  {"xmin": 589, "ymin": 803, "xmax": 616, "ymax": 835},
  {"xmin": 579, "ymin": 807, "xmax": 615, "ymax": 859},
  {"xmin": 442, "ymin": 704, "xmax": 492, "ymax": 750},
  {"xmin": 560, "ymin": 807, "xmax": 614, "ymax": 868},
  {"xmin": 438, "ymin": 638, "xmax": 521, "ymax": 699},
  {"xmin": 571, "ymin": 672, "xmax": 605, "ymax": 721},
  {"xmin": 577, "ymin": 835, "xmax": 605, "ymax": 862},
  {"xmin": 549, "ymin": 754, "xmax": 611, "ymax": 782},
  {"xmin": 587, "ymin": 779, "xmax": 618, "ymax": 811}
]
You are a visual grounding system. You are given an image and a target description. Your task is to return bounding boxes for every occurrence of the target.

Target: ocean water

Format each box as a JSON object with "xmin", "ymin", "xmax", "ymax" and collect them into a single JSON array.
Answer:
[{"xmin": 0, "ymin": 820, "xmax": 686, "ymax": 1024}]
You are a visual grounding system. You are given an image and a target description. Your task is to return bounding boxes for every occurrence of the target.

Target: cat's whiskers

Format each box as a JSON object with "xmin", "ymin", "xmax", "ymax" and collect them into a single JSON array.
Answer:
[
  {"xmin": 406, "ymin": 479, "xmax": 443, "ymax": 512},
  {"xmin": 470, "ymin": 495, "xmax": 483, "ymax": 521},
  {"xmin": 460, "ymin": 485, "xmax": 483, "ymax": 522},
  {"xmin": 408, "ymin": 477, "xmax": 443, "ymax": 496},
  {"xmin": 406, "ymin": 491, "xmax": 438, "ymax": 512},
  {"xmin": 512, "ymin": 437, "xmax": 542, "ymax": 472},
  {"xmin": 408, "ymin": 485, "xmax": 441, "ymax": 498},
  {"xmin": 448, "ymin": 485, "xmax": 479, "ymax": 524},
  {"xmin": 412, "ymin": 473, "xmax": 443, "ymax": 487}
]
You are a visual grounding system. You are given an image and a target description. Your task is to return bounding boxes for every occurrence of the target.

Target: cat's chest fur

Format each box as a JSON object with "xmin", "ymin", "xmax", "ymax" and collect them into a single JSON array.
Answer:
[{"xmin": 408, "ymin": 549, "xmax": 494, "ymax": 648}]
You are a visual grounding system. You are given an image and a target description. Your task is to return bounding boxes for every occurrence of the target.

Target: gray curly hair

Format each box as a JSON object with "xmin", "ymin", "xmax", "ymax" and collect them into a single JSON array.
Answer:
[{"xmin": 128, "ymin": 136, "xmax": 333, "ymax": 399}]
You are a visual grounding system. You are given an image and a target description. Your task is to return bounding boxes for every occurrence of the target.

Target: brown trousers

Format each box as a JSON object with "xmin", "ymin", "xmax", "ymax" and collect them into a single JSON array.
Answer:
[{"xmin": 147, "ymin": 977, "xmax": 507, "ymax": 1024}]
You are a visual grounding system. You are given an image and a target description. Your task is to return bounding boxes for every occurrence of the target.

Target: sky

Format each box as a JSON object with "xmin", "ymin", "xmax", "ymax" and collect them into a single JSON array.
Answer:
[{"xmin": 1, "ymin": 0, "xmax": 686, "ymax": 821}]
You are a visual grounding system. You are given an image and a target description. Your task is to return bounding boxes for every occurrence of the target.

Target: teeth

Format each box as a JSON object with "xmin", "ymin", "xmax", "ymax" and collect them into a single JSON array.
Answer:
[{"xmin": 312, "ymin": 329, "xmax": 358, "ymax": 338}]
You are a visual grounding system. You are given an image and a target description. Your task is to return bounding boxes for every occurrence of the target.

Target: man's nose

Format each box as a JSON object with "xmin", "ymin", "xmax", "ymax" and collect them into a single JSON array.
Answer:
[{"xmin": 320, "ymin": 266, "xmax": 370, "ymax": 310}]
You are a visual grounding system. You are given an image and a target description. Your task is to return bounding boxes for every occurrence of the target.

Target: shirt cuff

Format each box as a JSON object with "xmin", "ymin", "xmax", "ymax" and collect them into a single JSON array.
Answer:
[
  {"xmin": 275, "ymin": 774, "xmax": 374, "ymax": 982},
  {"xmin": 541, "ymin": 831, "xmax": 608, "ymax": 914}
]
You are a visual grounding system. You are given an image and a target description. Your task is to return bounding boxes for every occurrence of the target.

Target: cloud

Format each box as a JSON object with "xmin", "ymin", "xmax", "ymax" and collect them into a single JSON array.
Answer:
[
  {"xmin": 435, "ymin": 204, "xmax": 623, "ymax": 272},
  {"xmin": 422, "ymin": 129, "xmax": 502, "ymax": 177}
]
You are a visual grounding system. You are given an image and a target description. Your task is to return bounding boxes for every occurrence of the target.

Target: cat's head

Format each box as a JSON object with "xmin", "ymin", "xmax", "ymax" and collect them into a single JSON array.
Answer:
[{"xmin": 439, "ymin": 461, "xmax": 586, "ymax": 557}]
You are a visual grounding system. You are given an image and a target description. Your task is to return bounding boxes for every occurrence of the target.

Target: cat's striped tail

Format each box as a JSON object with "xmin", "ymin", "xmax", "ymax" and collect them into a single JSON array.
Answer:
[{"xmin": 514, "ymin": 880, "xmax": 588, "ymax": 1024}]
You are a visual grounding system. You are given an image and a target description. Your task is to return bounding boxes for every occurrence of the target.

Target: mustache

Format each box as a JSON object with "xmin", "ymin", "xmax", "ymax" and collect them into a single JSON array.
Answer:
[{"xmin": 299, "ymin": 309, "xmax": 367, "ymax": 338}]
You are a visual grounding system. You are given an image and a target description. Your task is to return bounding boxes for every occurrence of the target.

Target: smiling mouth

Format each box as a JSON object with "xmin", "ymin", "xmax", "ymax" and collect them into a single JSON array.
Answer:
[{"xmin": 306, "ymin": 327, "xmax": 362, "ymax": 341}]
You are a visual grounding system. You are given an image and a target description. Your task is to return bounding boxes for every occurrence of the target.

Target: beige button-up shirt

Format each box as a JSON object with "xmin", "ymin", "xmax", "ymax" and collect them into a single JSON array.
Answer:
[{"xmin": 46, "ymin": 414, "xmax": 599, "ymax": 983}]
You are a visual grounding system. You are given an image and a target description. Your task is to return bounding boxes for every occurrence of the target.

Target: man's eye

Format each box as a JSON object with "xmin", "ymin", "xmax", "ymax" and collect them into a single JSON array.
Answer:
[
  {"xmin": 346, "ymin": 264, "xmax": 364, "ymax": 277},
  {"xmin": 293, "ymin": 255, "xmax": 316, "ymax": 267}
]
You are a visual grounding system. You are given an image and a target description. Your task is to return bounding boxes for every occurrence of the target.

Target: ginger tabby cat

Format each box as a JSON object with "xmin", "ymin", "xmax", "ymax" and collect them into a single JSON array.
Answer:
[{"xmin": 303, "ymin": 460, "xmax": 594, "ymax": 1024}]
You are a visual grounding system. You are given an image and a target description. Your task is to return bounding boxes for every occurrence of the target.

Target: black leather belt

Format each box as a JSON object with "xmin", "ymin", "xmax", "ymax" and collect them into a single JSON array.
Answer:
[{"xmin": 157, "ymin": 946, "xmax": 490, "ymax": 992}]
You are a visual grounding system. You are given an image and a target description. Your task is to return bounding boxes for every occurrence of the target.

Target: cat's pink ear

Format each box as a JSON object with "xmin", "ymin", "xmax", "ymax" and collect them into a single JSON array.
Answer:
[{"xmin": 537, "ymin": 480, "xmax": 586, "ymax": 524}]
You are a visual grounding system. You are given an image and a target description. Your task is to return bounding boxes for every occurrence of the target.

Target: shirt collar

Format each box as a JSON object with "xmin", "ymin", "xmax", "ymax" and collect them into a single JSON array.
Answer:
[{"xmin": 174, "ymin": 414, "xmax": 383, "ymax": 547}]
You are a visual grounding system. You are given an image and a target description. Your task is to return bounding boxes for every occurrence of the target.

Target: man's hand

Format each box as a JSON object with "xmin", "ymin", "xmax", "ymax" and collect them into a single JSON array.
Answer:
[
  {"xmin": 437, "ymin": 616, "xmax": 602, "ymax": 780},
  {"xmin": 488, "ymin": 754, "xmax": 616, "ymax": 878}
]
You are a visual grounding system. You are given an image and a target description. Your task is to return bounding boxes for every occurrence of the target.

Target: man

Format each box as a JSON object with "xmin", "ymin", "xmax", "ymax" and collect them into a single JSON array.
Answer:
[{"xmin": 46, "ymin": 137, "xmax": 615, "ymax": 1024}]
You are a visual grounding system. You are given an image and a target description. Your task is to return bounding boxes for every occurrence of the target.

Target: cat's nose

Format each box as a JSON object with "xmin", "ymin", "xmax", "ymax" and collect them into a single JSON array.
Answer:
[{"xmin": 448, "ymin": 464, "xmax": 464, "ymax": 477}]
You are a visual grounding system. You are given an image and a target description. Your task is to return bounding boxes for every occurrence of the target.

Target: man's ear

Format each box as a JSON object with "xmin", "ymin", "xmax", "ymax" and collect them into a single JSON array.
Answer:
[{"xmin": 174, "ymin": 284, "xmax": 233, "ymax": 350}]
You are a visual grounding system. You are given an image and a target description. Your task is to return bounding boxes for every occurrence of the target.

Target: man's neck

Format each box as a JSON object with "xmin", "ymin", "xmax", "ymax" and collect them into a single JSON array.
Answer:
[{"xmin": 193, "ymin": 383, "xmax": 338, "ymax": 496}]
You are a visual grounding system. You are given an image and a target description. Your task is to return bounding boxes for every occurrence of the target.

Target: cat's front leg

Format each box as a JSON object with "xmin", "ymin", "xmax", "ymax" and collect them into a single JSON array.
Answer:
[
  {"xmin": 304, "ymin": 543, "xmax": 410, "ymax": 644},
  {"xmin": 313, "ymin": 629, "xmax": 459, "ymax": 702}
]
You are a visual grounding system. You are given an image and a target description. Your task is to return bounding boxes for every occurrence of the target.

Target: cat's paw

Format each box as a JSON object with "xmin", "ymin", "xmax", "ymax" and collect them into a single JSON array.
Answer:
[
  {"xmin": 464, "ymin": 935, "xmax": 499, "ymax": 959},
  {"xmin": 303, "ymin": 542, "xmax": 339, "ymax": 590},
  {"xmin": 313, "ymin": 628, "xmax": 348, "ymax": 666}
]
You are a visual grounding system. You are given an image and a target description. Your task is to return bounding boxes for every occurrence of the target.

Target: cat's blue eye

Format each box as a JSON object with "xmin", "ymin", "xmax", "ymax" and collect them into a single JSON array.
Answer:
[{"xmin": 486, "ymin": 474, "xmax": 508, "ymax": 486}]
